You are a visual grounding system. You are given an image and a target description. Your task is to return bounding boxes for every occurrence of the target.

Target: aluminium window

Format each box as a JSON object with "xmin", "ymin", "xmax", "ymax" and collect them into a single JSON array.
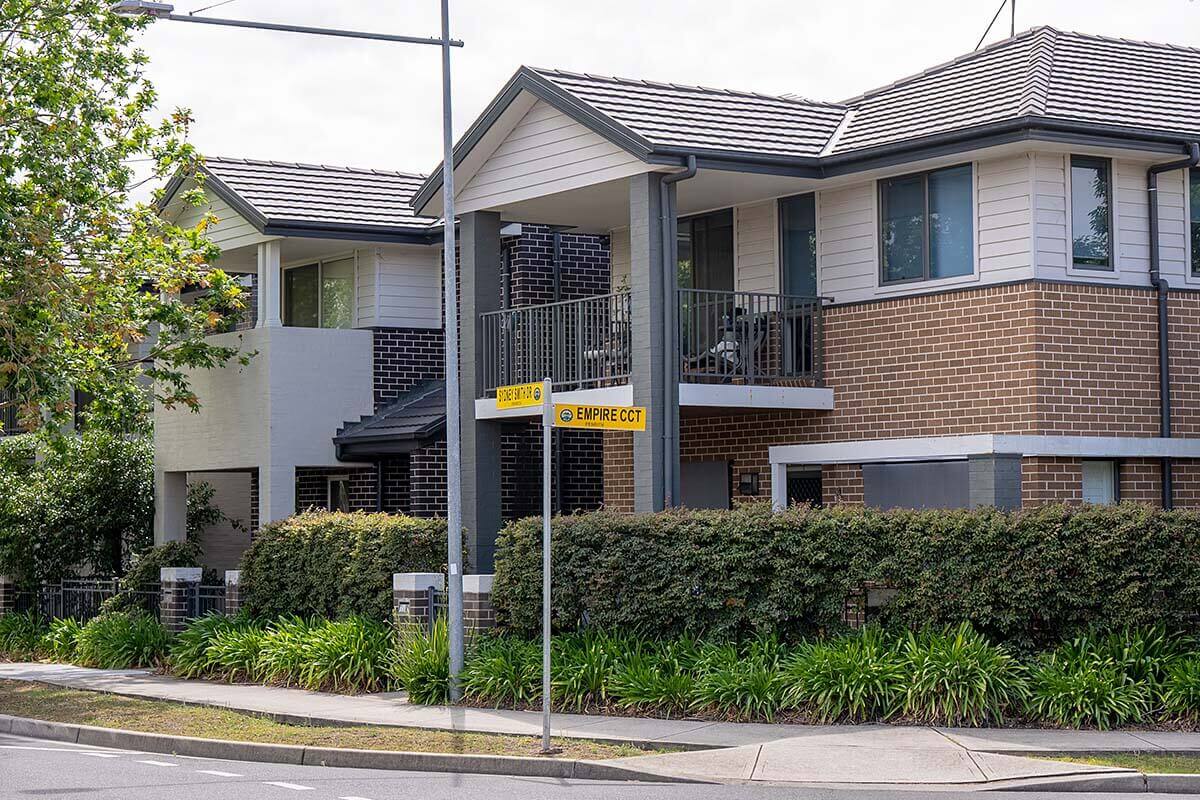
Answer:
[
  {"xmin": 879, "ymin": 164, "xmax": 974, "ymax": 284},
  {"xmin": 779, "ymin": 193, "xmax": 817, "ymax": 297},
  {"xmin": 1070, "ymin": 156, "xmax": 1113, "ymax": 270},
  {"xmin": 1190, "ymin": 168, "xmax": 1200, "ymax": 277},
  {"xmin": 677, "ymin": 209, "xmax": 734, "ymax": 292},
  {"xmin": 1081, "ymin": 460, "xmax": 1118, "ymax": 505},
  {"xmin": 283, "ymin": 256, "xmax": 355, "ymax": 328}
]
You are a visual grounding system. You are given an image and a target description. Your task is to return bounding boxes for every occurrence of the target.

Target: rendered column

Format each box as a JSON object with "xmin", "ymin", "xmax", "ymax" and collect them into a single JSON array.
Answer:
[
  {"xmin": 459, "ymin": 211, "xmax": 504, "ymax": 570},
  {"xmin": 153, "ymin": 470, "xmax": 188, "ymax": 545},
  {"xmin": 256, "ymin": 240, "xmax": 282, "ymax": 329},
  {"xmin": 258, "ymin": 463, "xmax": 296, "ymax": 527},
  {"xmin": 628, "ymin": 173, "xmax": 667, "ymax": 512}
]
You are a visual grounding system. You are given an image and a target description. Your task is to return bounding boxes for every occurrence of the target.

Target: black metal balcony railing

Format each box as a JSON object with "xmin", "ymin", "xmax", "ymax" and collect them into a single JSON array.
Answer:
[
  {"xmin": 479, "ymin": 290, "xmax": 632, "ymax": 395},
  {"xmin": 0, "ymin": 390, "xmax": 18, "ymax": 436},
  {"xmin": 678, "ymin": 288, "xmax": 823, "ymax": 386}
]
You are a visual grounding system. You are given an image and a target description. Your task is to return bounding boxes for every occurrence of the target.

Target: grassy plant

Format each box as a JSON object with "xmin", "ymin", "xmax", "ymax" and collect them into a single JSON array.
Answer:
[
  {"xmin": 462, "ymin": 635, "xmax": 542, "ymax": 706},
  {"xmin": 40, "ymin": 617, "xmax": 83, "ymax": 662},
  {"xmin": 0, "ymin": 611, "xmax": 46, "ymax": 660},
  {"xmin": 169, "ymin": 613, "xmax": 243, "ymax": 678},
  {"xmin": 692, "ymin": 646, "xmax": 787, "ymax": 721},
  {"xmin": 300, "ymin": 617, "xmax": 394, "ymax": 693},
  {"xmin": 784, "ymin": 628, "xmax": 905, "ymax": 722},
  {"xmin": 391, "ymin": 617, "xmax": 449, "ymax": 705},
  {"xmin": 255, "ymin": 616, "xmax": 316, "ymax": 686},
  {"xmin": 900, "ymin": 622, "xmax": 1029, "ymax": 726},
  {"xmin": 74, "ymin": 612, "xmax": 169, "ymax": 669},
  {"xmin": 549, "ymin": 629, "xmax": 627, "ymax": 712},
  {"xmin": 206, "ymin": 626, "xmax": 267, "ymax": 683},
  {"xmin": 1161, "ymin": 656, "xmax": 1200, "ymax": 718},
  {"xmin": 1056, "ymin": 627, "xmax": 1190, "ymax": 689},
  {"xmin": 1026, "ymin": 654, "xmax": 1151, "ymax": 729},
  {"xmin": 609, "ymin": 650, "xmax": 695, "ymax": 716}
]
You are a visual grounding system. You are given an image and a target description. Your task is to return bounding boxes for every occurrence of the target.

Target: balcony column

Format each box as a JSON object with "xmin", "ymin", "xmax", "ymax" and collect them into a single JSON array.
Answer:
[
  {"xmin": 628, "ymin": 172, "xmax": 670, "ymax": 512},
  {"xmin": 460, "ymin": 211, "xmax": 504, "ymax": 570},
  {"xmin": 257, "ymin": 239, "xmax": 282, "ymax": 328},
  {"xmin": 258, "ymin": 463, "xmax": 295, "ymax": 527},
  {"xmin": 153, "ymin": 470, "xmax": 188, "ymax": 545}
]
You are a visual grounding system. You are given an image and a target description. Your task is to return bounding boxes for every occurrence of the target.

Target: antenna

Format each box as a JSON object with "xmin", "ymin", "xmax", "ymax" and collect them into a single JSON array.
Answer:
[
  {"xmin": 1011, "ymin": 0, "xmax": 1016, "ymax": 37},
  {"xmin": 975, "ymin": 0, "xmax": 1012, "ymax": 51}
]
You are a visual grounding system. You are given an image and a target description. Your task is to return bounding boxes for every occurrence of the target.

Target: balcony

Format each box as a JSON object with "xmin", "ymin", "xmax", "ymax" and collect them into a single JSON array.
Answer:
[{"xmin": 476, "ymin": 288, "xmax": 829, "ymax": 415}]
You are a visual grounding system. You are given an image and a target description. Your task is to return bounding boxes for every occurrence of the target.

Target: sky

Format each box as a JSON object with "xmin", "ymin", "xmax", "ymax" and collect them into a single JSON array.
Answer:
[{"xmin": 135, "ymin": 0, "xmax": 1200, "ymax": 181}]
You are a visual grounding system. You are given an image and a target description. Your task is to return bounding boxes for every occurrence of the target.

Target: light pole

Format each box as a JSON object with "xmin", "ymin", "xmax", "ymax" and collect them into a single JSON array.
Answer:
[{"xmin": 113, "ymin": 1, "xmax": 469, "ymax": 699}]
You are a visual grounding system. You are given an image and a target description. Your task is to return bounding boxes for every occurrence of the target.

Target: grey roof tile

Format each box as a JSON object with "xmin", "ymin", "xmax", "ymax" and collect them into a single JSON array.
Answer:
[
  {"xmin": 334, "ymin": 381, "xmax": 445, "ymax": 450},
  {"xmin": 202, "ymin": 157, "xmax": 441, "ymax": 232}
]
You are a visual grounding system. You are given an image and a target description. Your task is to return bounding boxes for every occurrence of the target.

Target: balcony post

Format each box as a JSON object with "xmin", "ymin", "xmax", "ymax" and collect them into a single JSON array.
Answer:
[
  {"xmin": 460, "ymin": 211, "xmax": 504, "ymax": 570},
  {"xmin": 256, "ymin": 240, "xmax": 283, "ymax": 328},
  {"xmin": 153, "ymin": 470, "xmax": 188, "ymax": 545},
  {"xmin": 628, "ymin": 173, "xmax": 669, "ymax": 512}
]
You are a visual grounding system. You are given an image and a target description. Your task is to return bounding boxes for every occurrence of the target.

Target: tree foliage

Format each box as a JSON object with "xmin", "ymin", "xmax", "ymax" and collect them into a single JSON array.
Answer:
[{"xmin": 0, "ymin": 0, "xmax": 249, "ymax": 434}]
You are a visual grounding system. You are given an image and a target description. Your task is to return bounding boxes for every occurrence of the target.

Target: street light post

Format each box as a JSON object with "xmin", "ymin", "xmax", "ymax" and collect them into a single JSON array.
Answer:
[{"xmin": 113, "ymin": 1, "xmax": 469, "ymax": 697}]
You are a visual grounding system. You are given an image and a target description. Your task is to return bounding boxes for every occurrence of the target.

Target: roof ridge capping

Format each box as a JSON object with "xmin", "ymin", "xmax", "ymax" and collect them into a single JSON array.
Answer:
[
  {"xmin": 528, "ymin": 65, "xmax": 848, "ymax": 109},
  {"xmin": 203, "ymin": 155, "xmax": 427, "ymax": 181}
]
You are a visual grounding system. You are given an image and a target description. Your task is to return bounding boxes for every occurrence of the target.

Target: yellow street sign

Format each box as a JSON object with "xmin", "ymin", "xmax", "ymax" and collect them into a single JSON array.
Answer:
[
  {"xmin": 553, "ymin": 403, "xmax": 647, "ymax": 431},
  {"xmin": 496, "ymin": 382, "xmax": 545, "ymax": 409}
]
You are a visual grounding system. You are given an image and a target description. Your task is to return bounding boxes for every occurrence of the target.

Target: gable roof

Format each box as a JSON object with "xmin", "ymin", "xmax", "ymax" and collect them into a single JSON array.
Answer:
[
  {"xmin": 164, "ymin": 157, "xmax": 442, "ymax": 244},
  {"xmin": 333, "ymin": 381, "xmax": 445, "ymax": 459},
  {"xmin": 414, "ymin": 27, "xmax": 1200, "ymax": 211}
]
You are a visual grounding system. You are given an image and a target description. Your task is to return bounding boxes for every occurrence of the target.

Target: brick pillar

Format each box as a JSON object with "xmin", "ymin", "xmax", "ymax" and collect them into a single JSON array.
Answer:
[
  {"xmin": 159, "ymin": 567, "xmax": 202, "ymax": 633},
  {"xmin": 463, "ymin": 574, "xmax": 495, "ymax": 640},
  {"xmin": 224, "ymin": 570, "xmax": 242, "ymax": 617},
  {"xmin": 0, "ymin": 576, "xmax": 15, "ymax": 616},
  {"xmin": 392, "ymin": 572, "xmax": 444, "ymax": 630}
]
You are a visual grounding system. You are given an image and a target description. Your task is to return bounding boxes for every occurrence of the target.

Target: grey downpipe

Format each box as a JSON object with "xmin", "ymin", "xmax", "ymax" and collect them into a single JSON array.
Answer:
[
  {"xmin": 660, "ymin": 155, "xmax": 697, "ymax": 508},
  {"xmin": 1147, "ymin": 142, "xmax": 1200, "ymax": 510}
]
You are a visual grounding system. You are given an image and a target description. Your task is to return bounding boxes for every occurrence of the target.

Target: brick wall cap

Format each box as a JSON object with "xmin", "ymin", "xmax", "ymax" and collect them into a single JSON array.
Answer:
[
  {"xmin": 393, "ymin": 572, "xmax": 444, "ymax": 592},
  {"xmin": 160, "ymin": 567, "xmax": 202, "ymax": 583},
  {"xmin": 224, "ymin": 570, "xmax": 241, "ymax": 586},
  {"xmin": 462, "ymin": 574, "xmax": 494, "ymax": 594}
]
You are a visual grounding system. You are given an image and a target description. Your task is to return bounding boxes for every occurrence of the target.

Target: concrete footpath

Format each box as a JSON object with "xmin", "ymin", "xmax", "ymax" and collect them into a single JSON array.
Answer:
[{"xmin": 4, "ymin": 661, "xmax": 1200, "ymax": 790}]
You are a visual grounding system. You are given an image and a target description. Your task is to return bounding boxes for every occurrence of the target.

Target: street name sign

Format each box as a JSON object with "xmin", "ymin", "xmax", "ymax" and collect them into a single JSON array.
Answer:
[
  {"xmin": 553, "ymin": 403, "xmax": 648, "ymax": 431},
  {"xmin": 495, "ymin": 381, "xmax": 544, "ymax": 409}
]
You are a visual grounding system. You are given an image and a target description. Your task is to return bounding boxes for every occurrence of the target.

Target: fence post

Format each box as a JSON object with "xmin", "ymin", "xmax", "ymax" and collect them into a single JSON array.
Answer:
[
  {"xmin": 159, "ymin": 567, "xmax": 202, "ymax": 633},
  {"xmin": 462, "ymin": 574, "xmax": 495, "ymax": 642},
  {"xmin": 0, "ymin": 576, "xmax": 14, "ymax": 616},
  {"xmin": 392, "ymin": 572, "xmax": 443, "ymax": 632},
  {"xmin": 224, "ymin": 570, "xmax": 242, "ymax": 617}
]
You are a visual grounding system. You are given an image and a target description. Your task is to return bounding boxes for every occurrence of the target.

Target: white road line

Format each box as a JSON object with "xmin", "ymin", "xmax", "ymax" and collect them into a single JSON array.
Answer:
[
  {"xmin": 196, "ymin": 769, "xmax": 243, "ymax": 777},
  {"xmin": 136, "ymin": 759, "xmax": 179, "ymax": 767},
  {"xmin": 263, "ymin": 782, "xmax": 315, "ymax": 791},
  {"xmin": 339, "ymin": 796, "xmax": 376, "ymax": 800},
  {"xmin": 77, "ymin": 752, "xmax": 122, "ymax": 758}
]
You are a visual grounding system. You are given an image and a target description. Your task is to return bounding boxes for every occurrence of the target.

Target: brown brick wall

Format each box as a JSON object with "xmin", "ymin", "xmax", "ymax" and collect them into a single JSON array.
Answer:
[
  {"xmin": 822, "ymin": 463, "xmax": 864, "ymax": 505},
  {"xmin": 603, "ymin": 281, "xmax": 1200, "ymax": 509},
  {"xmin": 1021, "ymin": 457, "xmax": 1084, "ymax": 506}
]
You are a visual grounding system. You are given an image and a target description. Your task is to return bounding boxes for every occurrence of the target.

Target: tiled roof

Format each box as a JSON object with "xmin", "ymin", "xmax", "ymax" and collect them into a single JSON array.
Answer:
[
  {"xmin": 830, "ymin": 27, "xmax": 1200, "ymax": 154},
  {"xmin": 531, "ymin": 68, "xmax": 847, "ymax": 158},
  {"xmin": 333, "ymin": 381, "xmax": 445, "ymax": 455},
  {"xmin": 202, "ymin": 157, "xmax": 441, "ymax": 232}
]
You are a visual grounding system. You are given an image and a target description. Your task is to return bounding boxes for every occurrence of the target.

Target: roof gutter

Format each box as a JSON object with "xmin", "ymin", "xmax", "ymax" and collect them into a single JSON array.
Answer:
[
  {"xmin": 1146, "ymin": 142, "xmax": 1200, "ymax": 509},
  {"xmin": 660, "ymin": 155, "xmax": 697, "ymax": 508}
]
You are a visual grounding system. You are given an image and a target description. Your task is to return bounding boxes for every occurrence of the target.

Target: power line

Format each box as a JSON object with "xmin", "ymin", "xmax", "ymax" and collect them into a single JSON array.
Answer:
[{"xmin": 189, "ymin": 0, "xmax": 239, "ymax": 15}]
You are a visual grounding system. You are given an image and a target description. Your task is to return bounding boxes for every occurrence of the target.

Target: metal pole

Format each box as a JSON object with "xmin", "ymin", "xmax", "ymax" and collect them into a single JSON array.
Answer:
[
  {"xmin": 541, "ymin": 376, "xmax": 553, "ymax": 752},
  {"xmin": 440, "ymin": 0, "xmax": 465, "ymax": 702}
]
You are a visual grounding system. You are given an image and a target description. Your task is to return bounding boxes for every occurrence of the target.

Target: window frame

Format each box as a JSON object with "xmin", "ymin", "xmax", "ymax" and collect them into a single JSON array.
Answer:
[
  {"xmin": 1080, "ymin": 458, "xmax": 1120, "ymax": 505},
  {"xmin": 1068, "ymin": 155, "xmax": 1115, "ymax": 272},
  {"xmin": 1189, "ymin": 167, "xmax": 1200, "ymax": 278},
  {"xmin": 677, "ymin": 207, "xmax": 735, "ymax": 293},
  {"xmin": 327, "ymin": 475, "xmax": 351, "ymax": 512},
  {"xmin": 282, "ymin": 252, "xmax": 357, "ymax": 329},
  {"xmin": 877, "ymin": 163, "xmax": 975, "ymax": 286},
  {"xmin": 778, "ymin": 192, "xmax": 818, "ymax": 297}
]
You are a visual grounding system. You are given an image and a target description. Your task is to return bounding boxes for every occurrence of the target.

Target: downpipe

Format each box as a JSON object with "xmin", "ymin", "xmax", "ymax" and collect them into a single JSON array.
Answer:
[
  {"xmin": 1147, "ymin": 142, "xmax": 1199, "ymax": 509},
  {"xmin": 660, "ymin": 155, "xmax": 697, "ymax": 509}
]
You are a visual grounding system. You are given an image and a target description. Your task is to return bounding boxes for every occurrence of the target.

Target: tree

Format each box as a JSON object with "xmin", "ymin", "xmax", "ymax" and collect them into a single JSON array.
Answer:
[{"xmin": 0, "ymin": 0, "xmax": 249, "ymax": 435}]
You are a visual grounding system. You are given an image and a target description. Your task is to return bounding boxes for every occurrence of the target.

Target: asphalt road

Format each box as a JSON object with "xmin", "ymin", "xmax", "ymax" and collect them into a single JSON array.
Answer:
[{"xmin": 0, "ymin": 733, "xmax": 1190, "ymax": 800}]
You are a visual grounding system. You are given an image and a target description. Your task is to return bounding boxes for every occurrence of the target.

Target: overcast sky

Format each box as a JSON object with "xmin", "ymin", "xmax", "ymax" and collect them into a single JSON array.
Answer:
[{"xmin": 137, "ymin": 0, "xmax": 1200, "ymax": 180}]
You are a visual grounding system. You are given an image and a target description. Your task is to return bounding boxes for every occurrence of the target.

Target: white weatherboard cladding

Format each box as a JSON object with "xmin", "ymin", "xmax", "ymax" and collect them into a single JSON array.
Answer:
[
  {"xmin": 976, "ymin": 154, "xmax": 1034, "ymax": 283},
  {"xmin": 456, "ymin": 99, "xmax": 647, "ymax": 215},
  {"xmin": 374, "ymin": 244, "xmax": 442, "ymax": 329},
  {"xmin": 734, "ymin": 200, "xmax": 779, "ymax": 294},
  {"xmin": 814, "ymin": 182, "xmax": 877, "ymax": 300},
  {"xmin": 356, "ymin": 249, "xmax": 377, "ymax": 327},
  {"xmin": 609, "ymin": 227, "xmax": 631, "ymax": 290},
  {"xmin": 168, "ymin": 179, "xmax": 270, "ymax": 253}
]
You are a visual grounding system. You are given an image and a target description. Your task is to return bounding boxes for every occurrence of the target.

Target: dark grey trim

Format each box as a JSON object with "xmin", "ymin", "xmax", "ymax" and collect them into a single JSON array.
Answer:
[
  {"xmin": 1068, "ymin": 155, "xmax": 1115, "ymax": 272},
  {"xmin": 262, "ymin": 221, "xmax": 440, "ymax": 245}
]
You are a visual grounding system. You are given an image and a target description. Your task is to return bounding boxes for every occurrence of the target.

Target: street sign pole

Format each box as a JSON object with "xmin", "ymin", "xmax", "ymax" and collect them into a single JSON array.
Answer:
[{"xmin": 540, "ymin": 377, "xmax": 553, "ymax": 752}]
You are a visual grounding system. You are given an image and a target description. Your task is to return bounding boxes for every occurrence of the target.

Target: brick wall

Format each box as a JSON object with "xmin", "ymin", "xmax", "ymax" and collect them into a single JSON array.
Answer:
[
  {"xmin": 373, "ymin": 328, "xmax": 445, "ymax": 410},
  {"xmin": 502, "ymin": 421, "xmax": 604, "ymax": 519},
  {"xmin": 294, "ymin": 460, "xmax": 409, "ymax": 514},
  {"xmin": 504, "ymin": 224, "xmax": 611, "ymax": 307},
  {"xmin": 409, "ymin": 442, "xmax": 447, "ymax": 517},
  {"xmin": 601, "ymin": 281, "xmax": 1200, "ymax": 509}
]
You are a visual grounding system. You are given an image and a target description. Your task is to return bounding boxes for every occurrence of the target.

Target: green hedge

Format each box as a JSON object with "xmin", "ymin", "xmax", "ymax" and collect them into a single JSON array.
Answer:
[
  {"xmin": 238, "ymin": 511, "xmax": 447, "ymax": 620},
  {"xmin": 492, "ymin": 504, "xmax": 1200, "ymax": 649}
]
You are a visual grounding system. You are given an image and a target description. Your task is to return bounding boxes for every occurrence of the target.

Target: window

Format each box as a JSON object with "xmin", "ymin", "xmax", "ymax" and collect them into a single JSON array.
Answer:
[
  {"xmin": 1070, "ymin": 156, "xmax": 1113, "ymax": 270},
  {"xmin": 779, "ymin": 193, "xmax": 817, "ymax": 297},
  {"xmin": 1081, "ymin": 460, "xmax": 1117, "ymax": 505},
  {"xmin": 327, "ymin": 476, "xmax": 351, "ymax": 512},
  {"xmin": 1190, "ymin": 168, "xmax": 1200, "ymax": 277},
  {"xmin": 283, "ymin": 256, "xmax": 355, "ymax": 328},
  {"xmin": 879, "ymin": 164, "xmax": 974, "ymax": 284},
  {"xmin": 677, "ymin": 209, "xmax": 734, "ymax": 291}
]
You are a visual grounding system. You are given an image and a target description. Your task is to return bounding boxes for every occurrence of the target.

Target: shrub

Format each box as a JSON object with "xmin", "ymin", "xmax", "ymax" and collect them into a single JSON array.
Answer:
[
  {"xmin": 391, "ymin": 617, "xmax": 449, "ymax": 704},
  {"xmin": 899, "ymin": 622, "xmax": 1028, "ymax": 726},
  {"xmin": 0, "ymin": 611, "xmax": 46, "ymax": 659},
  {"xmin": 691, "ymin": 636, "xmax": 789, "ymax": 721},
  {"xmin": 1024, "ymin": 634, "xmax": 1156, "ymax": 730},
  {"xmin": 169, "ymin": 613, "xmax": 244, "ymax": 678},
  {"xmin": 256, "ymin": 616, "xmax": 317, "ymax": 686},
  {"xmin": 206, "ymin": 626, "xmax": 267, "ymax": 683},
  {"xmin": 74, "ymin": 612, "xmax": 169, "ymax": 669},
  {"xmin": 41, "ymin": 617, "xmax": 83, "ymax": 662},
  {"xmin": 550, "ymin": 629, "xmax": 630, "ymax": 712},
  {"xmin": 462, "ymin": 635, "xmax": 542, "ymax": 706},
  {"xmin": 493, "ymin": 504, "xmax": 1200, "ymax": 649},
  {"xmin": 609, "ymin": 640, "xmax": 698, "ymax": 717},
  {"xmin": 300, "ymin": 617, "xmax": 394, "ymax": 693},
  {"xmin": 784, "ymin": 628, "xmax": 905, "ymax": 722},
  {"xmin": 239, "ymin": 512, "xmax": 447, "ymax": 620},
  {"xmin": 1162, "ymin": 656, "xmax": 1200, "ymax": 718}
]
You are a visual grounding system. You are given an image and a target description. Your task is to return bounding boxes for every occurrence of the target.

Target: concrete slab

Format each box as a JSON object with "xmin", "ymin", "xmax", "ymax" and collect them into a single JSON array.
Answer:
[
  {"xmin": 938, "ymin": 727, "xmax": 1161, "ymax": 753},
  {"xmin": 609, "ymin": 744, "xmax": 762, "ymax": 781},
  {"xmin": 1123, "ymin": 731, "xmax": 1200, "ymax": 751},
  {"xmin": 970, "ymin": 751, "xmax": 1134, "ymax": 781},
  {"xmin": 783, "ymin": 725, "xmax": 957, "ymax": 750},
  {"xmin": 752, "ymin": 741, "xmax": 985, "ymax": 784}
]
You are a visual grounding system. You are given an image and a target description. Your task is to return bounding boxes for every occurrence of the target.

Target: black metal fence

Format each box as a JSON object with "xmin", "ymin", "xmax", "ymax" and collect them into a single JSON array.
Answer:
[{"xmin": 11, "ymin": 579, "xmax": 226, "ymax": 623}]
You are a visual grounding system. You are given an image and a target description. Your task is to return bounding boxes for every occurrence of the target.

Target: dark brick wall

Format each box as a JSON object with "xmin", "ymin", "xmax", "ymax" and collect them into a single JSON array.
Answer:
[
  {"xmin": 294, "ymin": 460, "xmax": 409, "ymax": 514},
  {"xmin": 373, "ymin": 328, "xmax": 445, "ymax": 411},
  {"xmin": 410, "ymin": 442, "xmax": 447, "ymax": 518},
  {"xmin": 501, "ymin": 421, "xmax": 604, "ymax": 519},
  {"xmin": 504, "ymin": 225, "xmax": 611, "ymax": 307}
]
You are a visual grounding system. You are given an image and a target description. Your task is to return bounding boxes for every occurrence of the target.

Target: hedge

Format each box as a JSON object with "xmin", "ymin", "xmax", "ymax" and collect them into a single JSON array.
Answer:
[
  {"xmin": 239, "ymin": 511, "xmax": 447, "ymax": 619},
  {"xmin": 492, "ymin": 503, "xmax": 1200, "ymax": 649}
]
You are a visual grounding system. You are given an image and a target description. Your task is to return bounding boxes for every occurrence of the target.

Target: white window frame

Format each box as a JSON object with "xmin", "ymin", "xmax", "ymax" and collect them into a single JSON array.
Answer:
[{"xmin": 1081, "ymin": 459, "xmax": 1119, "ymax": 505}]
